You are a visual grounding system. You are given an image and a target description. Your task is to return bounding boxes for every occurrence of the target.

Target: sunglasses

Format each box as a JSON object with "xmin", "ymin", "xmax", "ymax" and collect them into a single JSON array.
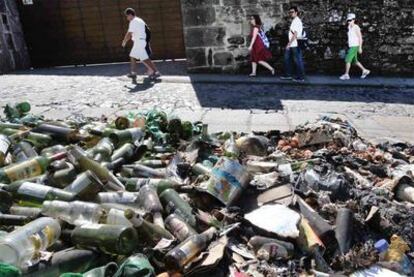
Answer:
[{"xmin": 288, "ymin": 11, "xmax": 295, "ymax": 14}]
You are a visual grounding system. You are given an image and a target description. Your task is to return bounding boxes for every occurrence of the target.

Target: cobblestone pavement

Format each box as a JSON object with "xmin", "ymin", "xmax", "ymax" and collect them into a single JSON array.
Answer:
[{"xmin": 1, "ymin": 65, "xmax": 414, "ymax": 143}]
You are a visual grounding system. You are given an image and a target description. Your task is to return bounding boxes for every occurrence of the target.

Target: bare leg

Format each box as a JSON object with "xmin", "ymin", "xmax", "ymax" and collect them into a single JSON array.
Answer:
[
  {"xmin": 250, "ymin": 62, "xmax": 257, "ymax": 76},
  {"xmin": 344, "ymin": 63, "xmax": 351, "ymax": 75},
  {"xmin": 258, "ymin": 61, "xmax": 275, "ymax": 74},
  {"xmin": 130, "ymin": 57, "xmax": 137, "ymax": 74},
  {"xmin": 141, "ymin": 60, "xmax": 153, "ymax": 75},
  {"xmin": 355, "ymin": 62, "xmax": 367, "ymax": 72},
  {"xmin": 143, "ymin": 59, "xmax": 158, "ymax": 73}
]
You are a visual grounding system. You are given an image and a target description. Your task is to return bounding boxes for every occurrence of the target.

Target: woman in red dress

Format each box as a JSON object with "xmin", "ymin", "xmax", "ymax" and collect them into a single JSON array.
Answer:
[{"xmin": 248, "ymin": 15, "xmax": 275, "ymax": 77}]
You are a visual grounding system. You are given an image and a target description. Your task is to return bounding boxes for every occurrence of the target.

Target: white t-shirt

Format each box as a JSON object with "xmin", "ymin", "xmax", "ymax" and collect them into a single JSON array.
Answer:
[
  {"xmin": 289, "ymin": 17, "xmax": 303, "ymax": 48},
  {"xmin": 348, "ymin": 24, "xmax": 360, "ymax": 47},
  {"xmin": 128, "ymin": 17, "xmax": 146, "ymax": 42}
]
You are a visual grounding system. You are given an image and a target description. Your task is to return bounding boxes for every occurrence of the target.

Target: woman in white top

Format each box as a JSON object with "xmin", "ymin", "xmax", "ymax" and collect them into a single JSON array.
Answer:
[{"xmin": 340, "ymin": 13, "xmax": 370, "ymax": 80}]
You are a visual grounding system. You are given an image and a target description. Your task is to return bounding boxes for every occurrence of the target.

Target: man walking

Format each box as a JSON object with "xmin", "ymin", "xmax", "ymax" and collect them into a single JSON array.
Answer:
[
  {"xmin": 339, "ymin": 13, "xmax": 370, "ymax": 80},
  {"xmin": 281, "ymin": 6, "xmax": 305, "ymax": 82},
  {"xmin": 122, "ymin": 8, "xmax": 160, "ymax": 79}
]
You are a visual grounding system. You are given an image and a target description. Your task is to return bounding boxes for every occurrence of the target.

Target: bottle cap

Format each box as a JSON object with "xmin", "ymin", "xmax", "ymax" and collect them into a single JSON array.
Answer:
[{"xmin": 374, "ymin": 239, "xmax": 389, "ymax": 253}]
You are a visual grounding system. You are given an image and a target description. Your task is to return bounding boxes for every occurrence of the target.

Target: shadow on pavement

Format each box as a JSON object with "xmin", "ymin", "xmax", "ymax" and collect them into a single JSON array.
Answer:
[
  {"xmin": 13, "ymin": 60, "xmax": 188, "ymax": 77},
  {"xmin": 190, "ymin": 82, "xmax": 414, "ymax": 111},
  {"xmin": 126, "ymin": 77, "xmax": 162, "ymax": 93}
]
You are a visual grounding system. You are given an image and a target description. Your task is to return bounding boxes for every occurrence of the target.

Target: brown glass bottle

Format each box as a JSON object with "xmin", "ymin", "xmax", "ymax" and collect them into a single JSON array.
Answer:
[{"xmin": 165, "ymin": 227, "xmax": 217, "ymax": 270}]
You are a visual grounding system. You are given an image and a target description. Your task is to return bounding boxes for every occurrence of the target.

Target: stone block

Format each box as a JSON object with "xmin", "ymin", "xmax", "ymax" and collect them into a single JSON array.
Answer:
[
  {"xmin": 183, "ymin": 7, "xmax": 216, "ymax": 26},
  {"xmin": 223, "ymin": 0, "xmax": 242, "ymax": 6},
  {"xmin": 185, "ymin": 27, "xmax": 226, "ymax": 47},
  {"xmin": 181, "ymin": 0, "xmax": 219, "ymax": 8},
  {"xmin": 228, "ymin": 35, "xmax": 245, "ymax": 45},
  {"xmin": 213, "ymin": 52, "xmax": 234, "ymax": 66},
  {"xmin": 185, "ymin": 48, "xmax": 207, "ymax": 67}
]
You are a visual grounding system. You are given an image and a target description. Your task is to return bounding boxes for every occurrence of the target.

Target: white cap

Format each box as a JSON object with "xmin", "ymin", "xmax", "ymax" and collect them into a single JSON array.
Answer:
[{"xmin": 347, "ymin": 13, "xmax": 356, "ymax": 21}]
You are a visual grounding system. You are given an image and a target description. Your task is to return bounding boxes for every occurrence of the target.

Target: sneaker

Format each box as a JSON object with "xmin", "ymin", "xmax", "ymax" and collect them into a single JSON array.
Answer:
[
  {"xmin": 292, "ymin": 78, "xmax": 305, "ymax": 82},
  {"xmin": 127, "ymin": 72, "xmax": 137, "ymax": 78},
  {"xmin": 280, "ymin": 76, "xmax": 292, "ymax": 80},
  {"xmin": 339, "ymin": 74, "xmax": 350, "ymax": 80},
  {"xmin": 361, "ymin": 70, "xmax": 370, "ymax": 79}
]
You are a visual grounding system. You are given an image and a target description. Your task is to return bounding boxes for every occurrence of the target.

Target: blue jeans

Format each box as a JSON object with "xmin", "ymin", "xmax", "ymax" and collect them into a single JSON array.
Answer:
[{"xmin": 284, "ymin": 47, "xmax": 305, "ymax": 79}]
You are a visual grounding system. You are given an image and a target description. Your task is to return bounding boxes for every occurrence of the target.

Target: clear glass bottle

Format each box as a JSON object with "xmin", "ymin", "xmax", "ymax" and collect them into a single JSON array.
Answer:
[
  {"xmin": 137, "ymin": 184, "xmax": 164, "ymax": 228},
  {"xmin": 0, "ymin": 217, "xmax": 61, "ymax": 268},
  {"xmin": 41, "ymin": 200, "xmax": 105, "ymax": 226},
  {"xmin": 96, "ymin": 191, "xmax": 139, "ymax": 205}
]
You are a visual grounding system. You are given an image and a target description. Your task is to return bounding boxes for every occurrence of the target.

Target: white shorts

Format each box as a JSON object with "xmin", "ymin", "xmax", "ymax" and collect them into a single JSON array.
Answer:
[{"xmin": 130, "ymin": 40, "xmax": 150, "ymax": 61}]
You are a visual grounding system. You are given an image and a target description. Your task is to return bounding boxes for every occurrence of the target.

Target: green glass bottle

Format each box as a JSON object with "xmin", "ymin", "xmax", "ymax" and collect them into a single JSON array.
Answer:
[
  {"xmin": 71, "ymin": 224, "xmax": 138, "ymax": 255},
  {"xmin": 0, "ymin": 152, "xmax": 66, "ymax": 183},
  {"xmin": 138, "ymin": 159, "xmax": 169, "ymax": 169},
  {"xmin": 122, "ymin": 164, "xmax": 167, "ymax": 179},
  {"xmin": 5, "ymin": 181, "xmax": 76, "ymax": 206},
  {"xmin": 109, "ymin": 128, "xmax": 144, "ymax": 147},
  {"xmin": 3, "ymin": 101, "xmax": 31, "ymax": 121},
  {"xmin": 181, "ymin": 121, "xmax": 194, "ymax": 140},
  {"xmin": 159, "ymin": 188, "xmax": 197, "ymax": 228},
  {"xmin": 40, "ymin": 144, "xmax": 67, "ymax": 157},
  {"xmin": 0, "ymin": 122, "xmax": 23, "ymax": 130},
  {"xmin": 167, "ymin": 118, "xmax": 183, "ymax": 145},
  {"xmin": 9, "ymin": 206, "xmax": 42, "ymax": 218},
  {"xmin": 124, "ymin": 209, "xmax": 174, "ymax": 245},
  {"xmin": 68, "ymin": 145, "xmax": 124, "ymax": 191},
  {"xmin": 0, "ymin": 214, "xmax": 32, "ymax": 226},
  {"xmin": 121, "ymin": 177, "xmax": 160, "ymax": 192},
  {"xmin": 114, "ymin": 116, "xmax": 132, "ymax": 130},
  {"xmin": 137, "ymin": 184, "xmax": 164, "ymax": 227},
  {"xmin": 111, "ymin": 143, "xmax": 135, "ymax": 162},
  {"xmin": 12, "ymin": 140, "xmax": 38, "ymax": 163},
  {"xmin": 31, "ymin": 123, "xmax": 81, "ymax": 143},
  {"xmin": 0, "ymin": 132, "xmax": 29, "ymax": 166},
  {"xmin": 89, "ymin": 138, "xmax": 114, "ymax": 162},
  {"xmin": 46, "ymin": 161, "xmax": 77, "ymax": 188},
  {"xmin": 0, "ymin": 189, "xmax": 13, "ymax": 213},
  {"xmin": 164, "ymin": 227, "xmax": 217, "ymax": 270},
  {"xmin": 165, "ymin": 214, "xmax": 198, "ymax": 242},
  {"xmin": 1, "ymin": 128, "xmax": 53, "ymax": 149},
  {"xmin": 64, "ymin": 170, "xmax": 104, "ymax": 201},
  {"xmin": 26, "ymin": 248, "xmax": 106, "ymax": 277}
]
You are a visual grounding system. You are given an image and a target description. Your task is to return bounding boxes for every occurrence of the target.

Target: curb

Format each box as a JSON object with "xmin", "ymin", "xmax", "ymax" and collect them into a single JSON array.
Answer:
[{"xmin": 138, "ymin": 75, "xmax": 414, "ymax": 89}]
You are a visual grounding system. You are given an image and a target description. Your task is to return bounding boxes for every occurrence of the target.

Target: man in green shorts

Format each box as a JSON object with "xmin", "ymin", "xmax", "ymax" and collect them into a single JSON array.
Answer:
[{"xmin": 340, "ymin": 13, "xmax": 370, "ymax": 80}]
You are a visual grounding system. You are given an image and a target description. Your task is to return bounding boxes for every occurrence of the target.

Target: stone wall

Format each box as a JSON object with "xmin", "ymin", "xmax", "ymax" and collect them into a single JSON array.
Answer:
[
  {"xmin": 0, "ymin": 0, "xmax": 30, "ymax": 74},
  {"xmin": 181, "ymin": 0, "xmax": 414, "ymax": 75}
]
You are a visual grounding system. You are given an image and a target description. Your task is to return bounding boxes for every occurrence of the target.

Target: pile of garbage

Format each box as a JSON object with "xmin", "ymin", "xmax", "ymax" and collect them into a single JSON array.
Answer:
[{"xmin": 0, "ymin": 102, "xmax": 413, "ymax": 277}]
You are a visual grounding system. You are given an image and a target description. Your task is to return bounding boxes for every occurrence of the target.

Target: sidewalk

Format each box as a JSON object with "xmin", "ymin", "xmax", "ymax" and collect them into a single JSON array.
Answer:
[
  {"xmin": 18, "ymin": 60, "xmax": 414, "ymax": 89},
  {"xmin": 5, "ymin": 61, "xmax": 414, "ymax": 144}
]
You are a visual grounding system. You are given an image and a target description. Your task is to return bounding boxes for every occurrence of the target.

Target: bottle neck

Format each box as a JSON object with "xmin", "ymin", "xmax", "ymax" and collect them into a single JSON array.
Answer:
[{"xmin": 48, "ymin": 152, "xmax": 67, "ymax": 162}]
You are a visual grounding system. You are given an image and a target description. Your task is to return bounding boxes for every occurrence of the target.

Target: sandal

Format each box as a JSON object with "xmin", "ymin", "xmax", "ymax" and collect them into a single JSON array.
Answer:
[{"xmin": 249, "ymin": 73, "xmax": 256, "ymax": 77}]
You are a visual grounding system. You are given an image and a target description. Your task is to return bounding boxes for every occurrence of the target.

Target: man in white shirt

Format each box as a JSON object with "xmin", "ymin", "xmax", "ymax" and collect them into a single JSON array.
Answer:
[
  {"xmin": 281, "ymin": 6, "xmax": 305, "ymax": 82},
  {"xmin": 122, "ymin": 8, "xmax": 160, "ymax": 79},
  {"xmin": 339, "ymin": 13, "xmax": 370, "ymax": 80}
]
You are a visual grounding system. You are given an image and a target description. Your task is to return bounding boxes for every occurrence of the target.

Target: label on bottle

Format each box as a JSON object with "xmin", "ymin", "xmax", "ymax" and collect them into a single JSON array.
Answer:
[
  {"xmin": 98, "ymin": 192, "xmax": 138, "ymax": 204},
  {"xmin": 167, "ymin": 217, "xmax": 193, "ymax": 241},
  {"xmin": 17, "ymin": 182, "xmax": 52, "ymax": 199},
  {"xmin": 176, "ymin": 240, "xmax": 200, "ymax": 266},
  {"xmin": 4, "ymin": 159, "xmax": 42, "ymax": 182},
  {"xmin": 0, "ymin": 136, "xmax": 10, "ymax": 154}
]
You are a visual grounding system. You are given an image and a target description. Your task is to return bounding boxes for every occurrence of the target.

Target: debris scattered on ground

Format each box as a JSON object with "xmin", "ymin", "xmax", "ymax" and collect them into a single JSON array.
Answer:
[{"xmin": 0, "ymin": 102, "xmax": 413, "ymax": 276}]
